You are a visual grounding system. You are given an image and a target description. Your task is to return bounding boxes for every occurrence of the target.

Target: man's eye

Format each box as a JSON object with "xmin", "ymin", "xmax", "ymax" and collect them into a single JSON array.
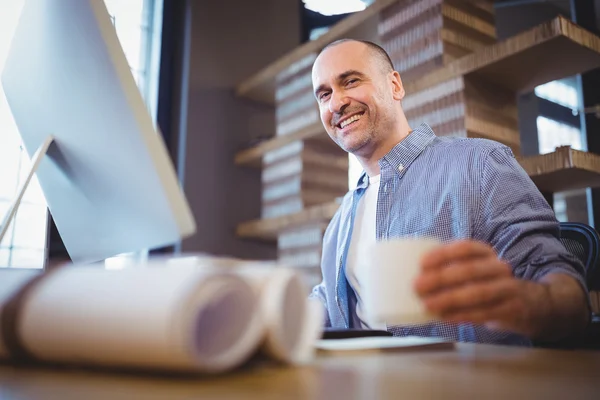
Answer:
[
  {"xmin": 319, "ymin": 92, "xmax": 330, "ymax": 101},
  {"xmin": 346, "ymin": 79, "xmax": 358, "ymax": 85}
]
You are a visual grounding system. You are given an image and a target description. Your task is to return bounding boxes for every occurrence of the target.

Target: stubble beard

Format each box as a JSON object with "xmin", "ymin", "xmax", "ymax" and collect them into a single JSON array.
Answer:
[{"xmin": 339, "ymin": 128, "xmax": 375, "ymax": 155}]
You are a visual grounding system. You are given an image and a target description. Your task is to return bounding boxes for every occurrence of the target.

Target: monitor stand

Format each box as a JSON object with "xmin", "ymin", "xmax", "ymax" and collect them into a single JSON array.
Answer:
[{"xmin": 0, "ymin": 135, "xmax": 54, "ymax": 244}]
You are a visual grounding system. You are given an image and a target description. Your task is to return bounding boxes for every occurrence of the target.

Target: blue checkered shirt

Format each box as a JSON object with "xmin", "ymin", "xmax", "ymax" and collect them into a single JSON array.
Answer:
[{"xmin": 310, "ymin": 123, "xmax": 588, "ymax": 345}]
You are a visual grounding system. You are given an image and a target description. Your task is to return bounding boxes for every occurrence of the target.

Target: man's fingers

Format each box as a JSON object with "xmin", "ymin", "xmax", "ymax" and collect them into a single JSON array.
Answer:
[
  {"xmin": 423, "ymin": 278, "xmax": 521, "ymax": 316},
  {"xmin": 415, "ymin": 258, "xmax": 512, "ymax": 296},
  {"xmin": 420, "ymin": 240, "xmax": 496, "ymax": 272}
]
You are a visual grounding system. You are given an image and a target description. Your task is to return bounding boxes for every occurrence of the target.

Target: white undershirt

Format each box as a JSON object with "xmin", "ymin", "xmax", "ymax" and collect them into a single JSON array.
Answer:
[{"xmin": 345, "ymin": 174, "xmax": 386, "ymax": 330}]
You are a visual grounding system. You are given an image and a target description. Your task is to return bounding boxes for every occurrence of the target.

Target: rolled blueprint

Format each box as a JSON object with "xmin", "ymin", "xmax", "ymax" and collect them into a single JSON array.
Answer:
[
  {"xmin": 166, "ymin": 254, "xmax": 324, "ymax": 365},
  {"xmin": 236, "ymin": 265, "xmax": 323, "ymax": 364},
  {"xmin": 1, "ymin": 264, "xmax": 264, "ymax": 373}
]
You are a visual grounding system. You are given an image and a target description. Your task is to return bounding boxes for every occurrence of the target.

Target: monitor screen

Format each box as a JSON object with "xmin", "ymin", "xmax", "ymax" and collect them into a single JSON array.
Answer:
[{"xmin": 1, "ymin": 0, "xmax": 196, "ymax": 264}]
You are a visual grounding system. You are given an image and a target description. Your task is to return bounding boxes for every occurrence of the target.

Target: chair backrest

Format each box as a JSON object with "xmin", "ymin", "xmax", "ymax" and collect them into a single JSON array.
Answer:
[{"xmin": 558, "ymin": 222, "xmax": 600, "ymax": 291}]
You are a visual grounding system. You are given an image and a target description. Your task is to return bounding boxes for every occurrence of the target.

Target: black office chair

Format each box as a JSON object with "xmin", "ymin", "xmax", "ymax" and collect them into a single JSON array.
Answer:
[
  {"xmin": 557, "ymin": 222, "xmax": 600, "ymax": 349},
  {"xmin": 559, "ymin": 222, "xmax": 600, "ymax": 291}
]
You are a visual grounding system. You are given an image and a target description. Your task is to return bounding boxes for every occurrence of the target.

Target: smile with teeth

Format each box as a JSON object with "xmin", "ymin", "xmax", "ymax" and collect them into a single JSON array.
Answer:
[{"xmin": 338, "ymin": 113, "xmax": 363, "ymax": 129}]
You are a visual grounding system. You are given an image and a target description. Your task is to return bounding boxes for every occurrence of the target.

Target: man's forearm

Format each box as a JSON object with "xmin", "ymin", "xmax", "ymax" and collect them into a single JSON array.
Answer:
[{"xmin": 525, "ymin": 273, "xmax": 590, "ymax": 342}]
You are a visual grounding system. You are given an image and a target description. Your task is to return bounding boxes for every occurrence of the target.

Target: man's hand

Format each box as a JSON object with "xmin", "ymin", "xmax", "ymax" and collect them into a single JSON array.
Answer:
[{"xmin": 413, "ymin": 240, "xmax": 588, "ymax": 339}]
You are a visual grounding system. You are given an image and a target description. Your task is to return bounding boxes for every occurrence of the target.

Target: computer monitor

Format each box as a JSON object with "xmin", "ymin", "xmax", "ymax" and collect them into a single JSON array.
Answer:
[{"xmin": 1, "ymin": 0, "xmax": 196, "ymax": 264}]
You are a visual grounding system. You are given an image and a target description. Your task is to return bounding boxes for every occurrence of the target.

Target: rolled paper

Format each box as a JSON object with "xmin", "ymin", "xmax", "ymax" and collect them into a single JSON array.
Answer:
[
  {"xmin": 12, "ymin": 264, "xmax": 264, "ymax": 373},
  {"xmin": 236, "ymin": 266, "xmax": 321, "ymax": 364},
  {"xmin": 166, "ymin": 255, "xmax": 324, "ymax": 365},
  {"xmin": 1, "ymin": 254, "xmax": 322, "ymax": 374}
]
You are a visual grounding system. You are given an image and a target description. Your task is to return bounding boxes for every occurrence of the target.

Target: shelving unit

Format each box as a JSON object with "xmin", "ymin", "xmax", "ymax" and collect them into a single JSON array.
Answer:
[
  {"xmin": 235, "ymin": 15, "xmax": 600, "ymax": 168},
  {"xmin": 234, "ymin": 121, "xmax": 324, "ymax": 167},
  {"xmin": 236, "ymin": 200, "xmax": 340, "ymax": 241},
  {"xmin": 405, "ymin": 16, "xmax": 600, "ymax": 95},
  {"xmin": 519, "ymin": 147, "xmax": 600, "ymax": 193}
]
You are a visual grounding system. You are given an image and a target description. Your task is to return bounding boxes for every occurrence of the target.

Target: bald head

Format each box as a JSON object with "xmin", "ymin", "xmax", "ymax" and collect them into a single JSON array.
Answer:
[{"xmin": 319, "ymin": 39, "xmax": 394, "ymax": 74}]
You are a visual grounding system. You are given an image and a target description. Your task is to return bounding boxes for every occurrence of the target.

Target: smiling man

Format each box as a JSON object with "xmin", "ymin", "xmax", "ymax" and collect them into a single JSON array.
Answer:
[{"xmin": 309, "ymin": 39, "xmax": 590, "ymax": 345}]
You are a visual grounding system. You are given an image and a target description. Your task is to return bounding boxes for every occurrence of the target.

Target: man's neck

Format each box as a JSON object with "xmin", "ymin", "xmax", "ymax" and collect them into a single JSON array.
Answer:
[{"xmin": 359, "ymin": 125, "xmax": 412, "ymax": 176}]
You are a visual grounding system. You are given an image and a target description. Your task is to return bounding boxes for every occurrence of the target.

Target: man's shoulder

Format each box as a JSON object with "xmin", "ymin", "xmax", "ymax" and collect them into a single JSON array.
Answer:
[{"xmin": 429, "ymin": 136, "xmax": 514, "ymax": 158}]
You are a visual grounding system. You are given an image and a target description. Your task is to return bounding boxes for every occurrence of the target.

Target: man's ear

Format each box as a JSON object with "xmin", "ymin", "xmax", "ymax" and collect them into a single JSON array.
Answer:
[{"xmin": 390, "ymin": 71, "xmax": 405, "ymax": 101}]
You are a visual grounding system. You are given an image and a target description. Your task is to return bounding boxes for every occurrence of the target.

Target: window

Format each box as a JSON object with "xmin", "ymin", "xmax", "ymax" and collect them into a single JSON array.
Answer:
[
  {"xmin": 0, "ymin": 0, "xmax": 47, "ymax": 269},
  {"xmin": 534, "ymin": 77, "xmax": 580, "ymax": 110},
  {"xmin": 536, "ymin": 115, "xmax": 589, "ymax": 224},
  {"xmin": 536, "ymin": 116, "xmax": 583, "ymax": 155},
  {"xmin": 103, "ymin": 0, "xmax": 164, "ymax": 122},
  {"xmin": 302, "ymin": 0, "xmax": 371, "ymax": 16},
  {"xmin": 0, "ymin": 0, "xmax": 163, "ymax": 268},
  {"xmin": 535, "ymin": 74, "xmax": 590, "ymax": 225}
]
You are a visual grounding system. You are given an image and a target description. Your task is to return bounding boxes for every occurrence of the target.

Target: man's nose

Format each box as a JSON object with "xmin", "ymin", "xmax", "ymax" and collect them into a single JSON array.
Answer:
[{"xmin": 329, "ymin": 90, "xmax": 349, "ymax": 114}]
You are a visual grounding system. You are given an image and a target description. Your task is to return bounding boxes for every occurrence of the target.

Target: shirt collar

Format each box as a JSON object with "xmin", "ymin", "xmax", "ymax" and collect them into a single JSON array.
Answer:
[
  {"xmin": 355, "ymin": 123, "xmax": 436, "ymax": 189},
  {"xmin": 380, "ymin": 122, "xmax": 436, "ymax": 176}
]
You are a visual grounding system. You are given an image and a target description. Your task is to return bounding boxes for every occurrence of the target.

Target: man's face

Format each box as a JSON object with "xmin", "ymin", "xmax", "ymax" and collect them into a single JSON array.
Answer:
[{"xmin": 312, "ymin": 41, "xmax": 399, "ymax": 156}]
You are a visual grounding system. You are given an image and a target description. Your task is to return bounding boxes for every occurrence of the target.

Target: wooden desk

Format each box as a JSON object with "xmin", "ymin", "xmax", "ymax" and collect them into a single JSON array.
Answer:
[{"xmin": 0, "ymin": 343, "xmax": 599, "ymax": 399}]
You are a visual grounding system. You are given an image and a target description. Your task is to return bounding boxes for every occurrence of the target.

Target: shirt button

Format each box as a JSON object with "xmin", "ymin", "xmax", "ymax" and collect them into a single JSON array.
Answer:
[
  {"xmin": 398, "ymin": 164, "xmax": 404, "ymax": 172},
  {"xmin": 384, "ymin": 184, "xmax": 388, "ymax": 193}
]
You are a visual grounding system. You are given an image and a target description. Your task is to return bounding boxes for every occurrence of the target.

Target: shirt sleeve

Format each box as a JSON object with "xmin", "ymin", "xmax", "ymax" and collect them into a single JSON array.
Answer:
[
  {"xmin": 308, "ymin": 205, "xmax": 344, "ymax": 329},
  {"xmin": 309, "ymin": 282, "xmax": 331, "ymax": 328},
  {"xmin": 474, "ymin": 146, "xmax": 588, "ymax": 293}
]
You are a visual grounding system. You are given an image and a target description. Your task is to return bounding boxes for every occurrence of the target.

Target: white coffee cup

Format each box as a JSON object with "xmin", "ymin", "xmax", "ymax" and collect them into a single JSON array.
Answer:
[{"xmin": 361, "ymin": 237, "xmax": 441, "ymax": 326}]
